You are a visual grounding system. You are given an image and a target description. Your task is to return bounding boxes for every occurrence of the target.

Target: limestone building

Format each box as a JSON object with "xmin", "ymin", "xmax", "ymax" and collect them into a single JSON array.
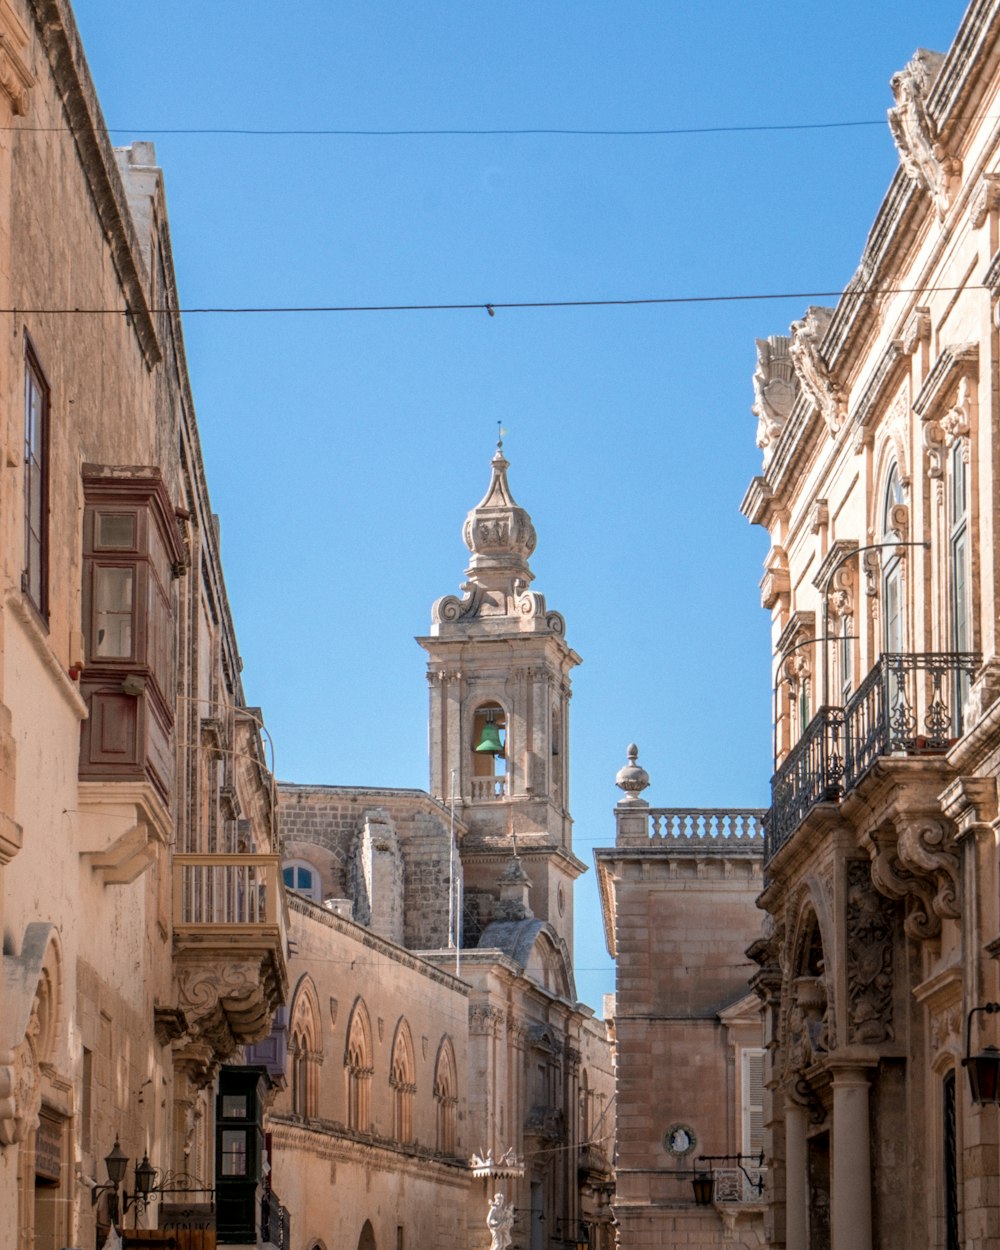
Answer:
[
  {"xmin": 595, "ymin": 748, "xmax": 766, "ymax": 1250},
  {"xmin": 0, "ymin": 2, "xmax": 287, "ymax": 1247},
  {"xmin": 741, "ymin": 3, "xmax": 1000, "ymax": 1246},
  {"xmin": 268, "ymin": 446, "xmax": 616, "ymax": 1250}
]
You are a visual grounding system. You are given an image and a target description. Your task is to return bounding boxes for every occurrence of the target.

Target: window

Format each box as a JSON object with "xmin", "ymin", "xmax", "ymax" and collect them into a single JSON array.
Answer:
[
  {"xmin": 390, "ymin": 1020, "xmax": 415, "ymax": 1143},
  {"xmin": 434, "ymin": 1039, "xmax": 458, "ymax": 1155},
  {"xmin": 282, "ymin": 861, "xmax": 322, "ymax": 902},
  {"xmin": 23, "ymin": 343, "xmax": 49, "ymax": 616},
  {"xmin": 345, "ymin": 1000, "xmax": 372, "ymax": 1132},
  {"xmin": 78, "ymin": 467, "xmax": 185, "ymax": 803},
  {"xmin": 740, "ymin": 1048, "xmax": 766, "ymax": 1155},
  {"xmin": 881, "ymin": 464, "xmax": 906, "ymax": 654}
]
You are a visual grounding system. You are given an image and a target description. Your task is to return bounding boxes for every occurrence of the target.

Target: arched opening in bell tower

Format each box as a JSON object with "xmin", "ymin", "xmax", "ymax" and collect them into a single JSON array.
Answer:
[{"xmin": 471, "ymin": 701, "xmax": 507, "ymax": 799}]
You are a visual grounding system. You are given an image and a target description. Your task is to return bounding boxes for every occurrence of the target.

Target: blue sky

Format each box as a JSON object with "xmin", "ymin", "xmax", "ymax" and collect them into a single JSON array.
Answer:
[{"xmin": 72, "ymin": 0, "xmax": 968, "ymax": 1009}]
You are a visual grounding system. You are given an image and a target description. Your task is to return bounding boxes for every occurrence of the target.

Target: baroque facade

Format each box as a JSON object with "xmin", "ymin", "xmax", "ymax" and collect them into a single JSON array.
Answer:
[
  {"xmin": 0, "ymin": 1, "xmax": 287, "ymax": 1247},
  {"xmin": 595, "ymin": 748, "xmax": 766, "ymax": 1250},
  {"xmin": 742, "ymin": 3, "xmax": 1000, "ymax": 1247},
  {"xmin": 266, "ymin": 447, "xmax": 615, "ymax": 1250}
]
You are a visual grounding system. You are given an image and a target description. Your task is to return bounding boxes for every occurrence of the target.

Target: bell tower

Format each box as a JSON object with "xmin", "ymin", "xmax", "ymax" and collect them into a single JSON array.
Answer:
[{"xmin": 417, "ymin": 442, "xmax": 584, "ymax": 956}]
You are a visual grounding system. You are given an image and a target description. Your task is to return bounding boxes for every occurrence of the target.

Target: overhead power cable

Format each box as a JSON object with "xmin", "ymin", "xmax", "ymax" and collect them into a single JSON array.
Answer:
[
  {"xmin": 0, "ymin": 283, "xmax": 978, "ymax": 317},
  {"xmin": 7, "ymin": 119, "xmax": 890, "ymax": 138}
]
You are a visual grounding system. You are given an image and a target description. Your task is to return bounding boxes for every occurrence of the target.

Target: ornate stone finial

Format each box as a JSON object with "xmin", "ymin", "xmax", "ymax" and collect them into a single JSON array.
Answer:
[
  {"xmin": 461, "ymin": 447, "xmax": 537, "ymax": 590},
  {"xmin": 496, "ymin": 854, "xmax": 533, "ymax": 921},
  {"xmin": 615, "ymin": 743, "xmax": 650, "ymax": 803},
  {"xmin": 753, "ymin": 335, "xmax": 796, "ymax": 459},
  {"xmin": 887, "ymin": 49, "xmax": 957, "ymax": 218},
  {"xmin": 789, "ymin": 307, "xmax": 844, "ymax": 436}
]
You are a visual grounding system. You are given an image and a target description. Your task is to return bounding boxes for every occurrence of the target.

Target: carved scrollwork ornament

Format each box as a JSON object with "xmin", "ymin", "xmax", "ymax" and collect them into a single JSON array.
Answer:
[
  {"xmin": 897, "ymin": 818, "xmax": 960, "ymax": 920},
  {"xmin": 924, "ymin": 419, "xmax": 946, "ymax": 480},
  {"xmin": 753, "ymin": 334, "xmax": 796, "ymax": 458},
  {"xmin": 888, "ymin": 49, "xmax": 959, "ymax": 218},
  {"xmin": 789, "ymin": 306, "xmax": 845, "ymax": 436},
  {"xmin": 940, "ymin": 376, "xmax": 972, "ymax": 464},
  {"xmin": 845, "ymin": 859, "xmax": 894, "ymax": 1044}
]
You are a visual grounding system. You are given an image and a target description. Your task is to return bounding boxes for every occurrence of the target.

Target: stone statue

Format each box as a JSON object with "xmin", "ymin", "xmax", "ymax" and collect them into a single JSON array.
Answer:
[{"xmin": 487, "ymin": 1191, "xmax": 514, "ymax": 1250}]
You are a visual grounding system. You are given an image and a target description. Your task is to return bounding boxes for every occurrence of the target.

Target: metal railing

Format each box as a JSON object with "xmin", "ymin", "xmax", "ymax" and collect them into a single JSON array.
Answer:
[
  {"xmin": 173, "ymin": 853, "xmax": 282, "ymax": 928},
  {"xmin": 261, "ymin": 1189, "xmax": 291, "ymax": 1250},
  {"xmin": 768, "ymin": 652, "xmax": 980, "ymax": 861}
]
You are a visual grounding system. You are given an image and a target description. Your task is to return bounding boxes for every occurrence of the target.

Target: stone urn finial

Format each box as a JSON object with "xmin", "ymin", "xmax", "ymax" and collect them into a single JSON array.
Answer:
[{"xmin": 615, "ymin": 743, "xmax": 650, "ymax": 803}]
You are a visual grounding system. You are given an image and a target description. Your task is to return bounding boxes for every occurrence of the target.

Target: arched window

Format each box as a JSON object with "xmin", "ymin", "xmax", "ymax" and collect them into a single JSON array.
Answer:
[
  {"xmin": 345, "ymin": 999, "xmax": 373, "ymax": 1132},
  {"xmin": 282, "ymin": 859, "xmax": 322, "ymax": 902},
  {"xmin": 881, "ymin": 464, "xmax": 906, "ymax": 654},
  {"xmin": 470, "ymin": 701, "xmax": 507, "ymax": 800},
  {"xmin": 288, "ymin": 977, "xmax": 322, "ymax": 1119},
  {"xmin": 389, "ymin": 1020, "xmax": 416, "ymax": 1143},
  {"xmin": 434, "ymin": 1038, "xmax": 458, "ymax": 1155}
]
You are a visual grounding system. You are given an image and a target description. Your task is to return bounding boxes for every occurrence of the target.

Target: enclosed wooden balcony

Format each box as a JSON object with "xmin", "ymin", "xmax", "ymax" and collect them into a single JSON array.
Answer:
[
  {"xmin": 172, "ymin": 853, "xmax": 288, "ymax": 1056},
  {"xmin": 767, "ymin": 651, "xmax": 980, "ymax": 862}
]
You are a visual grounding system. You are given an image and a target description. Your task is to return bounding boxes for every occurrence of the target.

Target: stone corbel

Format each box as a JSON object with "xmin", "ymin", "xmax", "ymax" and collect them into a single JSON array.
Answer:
[
  {"xmin": 869, "ymin": 828, "xmax": 941, "ymax": 940},
  {"xmin": 760, "ymin": 545, "xmax": 791, "ymax": 612},
  {"xmin": 939, "ymin": 775, "xmax": 998, "ymax": 840},
  {"xmin": 77, "ymin": 783, "xmax": 171, "ymax": 886},
  {"xmin": 940, "ymin": 376, "xmax": 972, "ymax": 464},
  {"xmin": 970, "ymin": 172, "xmax": 1000, "ymax": 230},
  {"xmin": 901, "ymin": 307, "xmax": 931, "ymax": 356},
  {"xmin": 923, "ymin": 418, "xmax": 946, "ymax": 480}
]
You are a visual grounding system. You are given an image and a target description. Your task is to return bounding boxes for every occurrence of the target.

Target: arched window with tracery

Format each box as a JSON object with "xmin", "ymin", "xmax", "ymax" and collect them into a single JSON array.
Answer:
[
  {"xmin": 288, "ymin": 976, "xmax": 322, "ymax": 1119},
  {"xmin": 390, "ymin": 1019, "xmax": 416, "ymax": 1143},
  {"xmin": 434, "ymin": 1037, "xmax": 458, "ymax": 1155},
  {"xmin": 345, "ymin": 998, "xmax": 373, "ymax": 1132}
]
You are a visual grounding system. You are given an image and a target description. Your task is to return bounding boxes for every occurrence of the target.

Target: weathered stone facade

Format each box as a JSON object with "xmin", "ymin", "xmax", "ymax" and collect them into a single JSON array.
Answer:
[
  {"xmin": 595, "ymin": 751, "xmax": 767, "ymax": 1249},
  {"xmin": 742, "ymin": 5, "xmax": 1000, "ymax": 1247},
  {"xmin": 0, "ymin": 2, "xmax": 286, "ymax": 1246}
]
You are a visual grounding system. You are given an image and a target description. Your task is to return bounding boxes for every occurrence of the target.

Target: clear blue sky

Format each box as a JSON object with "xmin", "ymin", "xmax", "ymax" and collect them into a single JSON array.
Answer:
[{"xmin": 72, "ymin": 0, "xmax": 967, "ymax": 1009}]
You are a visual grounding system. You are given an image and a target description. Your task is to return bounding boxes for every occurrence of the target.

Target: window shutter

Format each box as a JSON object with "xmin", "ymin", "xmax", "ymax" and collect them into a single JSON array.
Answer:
[{"xmin": 741, "ymin": 1048, "xmax": 766, "ymax": 1155}]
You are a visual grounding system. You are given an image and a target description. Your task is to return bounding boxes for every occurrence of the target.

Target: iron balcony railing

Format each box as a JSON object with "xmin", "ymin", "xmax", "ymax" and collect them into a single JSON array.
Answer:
[
  {"xmin": 261, "ymin": 1189, "xmax": 291, "ymax": 1250},
  {"xmin": 767, "ymin": 652, "xmax": 980, "ymax": 861}
]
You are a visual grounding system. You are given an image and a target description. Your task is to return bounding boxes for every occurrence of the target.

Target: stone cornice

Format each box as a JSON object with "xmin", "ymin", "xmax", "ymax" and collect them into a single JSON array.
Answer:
[
  {"xmin": 27, "ymin": 0, "xmax": 161, "ymax": 367},
  {"xmin": 268, "ymin": 1115, "xmax": 470, "ymax": 1184},
  {"xmin": 927, "ymin": 0, "xmax": 1000, "ymax": 143},
  {"xmin": 912, "ymin": 343, "xmax": 979, "ymax": 418}
]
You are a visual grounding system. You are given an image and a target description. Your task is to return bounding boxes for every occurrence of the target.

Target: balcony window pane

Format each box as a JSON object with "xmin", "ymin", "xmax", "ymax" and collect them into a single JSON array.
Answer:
[
  {"xmin": 220, "ymin": 1129, "xmax": 248, "ymax": 1176},
  {"xmin": 221, "ymin": 1094, "xmax": 248, "ymax": 1120},
  {"xmin": 94, "ymin": 566, "xmax": 134, "ymax": 657},
  {"xmin": 98, "ymin": 512, "xmax": 136, "ymax": 549}
]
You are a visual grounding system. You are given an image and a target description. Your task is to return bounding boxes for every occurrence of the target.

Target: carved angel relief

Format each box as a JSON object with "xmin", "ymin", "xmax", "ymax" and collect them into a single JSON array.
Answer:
[
  {"xmin": 888, "ymin": 49, "xmax": 959, "ymax": 218},
  {"xmin": 789, "ymin": 307, "xmax": 844, "ymax": 436}
]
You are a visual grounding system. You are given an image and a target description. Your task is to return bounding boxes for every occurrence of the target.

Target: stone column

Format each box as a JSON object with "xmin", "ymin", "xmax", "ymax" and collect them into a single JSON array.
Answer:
[
  {"xmin": 784, "ymin": 1097, "xmax": 809, "ymax": 1250},
  {"xmin": 831, "ymin": 1066, "xmax": 872, "ymax": 1250}
]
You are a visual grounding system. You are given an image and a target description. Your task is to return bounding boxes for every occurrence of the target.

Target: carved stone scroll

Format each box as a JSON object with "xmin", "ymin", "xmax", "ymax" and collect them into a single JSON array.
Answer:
[
  {"xmin": 888, "ymin": 49, "xmax": 958, "ymax": 217},
  {"xmin": 789, "ymin": 307, "xmax": 845, "ymax": 436}
]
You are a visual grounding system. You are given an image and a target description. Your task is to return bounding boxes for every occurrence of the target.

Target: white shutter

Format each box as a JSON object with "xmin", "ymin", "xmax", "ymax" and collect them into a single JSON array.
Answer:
[{"xmin": 741, "ymin": 1048, "xmax": 766, "ymax": 1155}]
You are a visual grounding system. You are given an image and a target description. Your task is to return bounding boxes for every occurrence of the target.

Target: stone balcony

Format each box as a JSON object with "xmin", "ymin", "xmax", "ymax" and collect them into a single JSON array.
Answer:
[
  {"xmin": 172, "ymin": 853, "xmax": 288, "ymax": 1060},
  {"xmin": 616, "ymin": 806, "xmax": 766, "ymax": 851},
  {"xmin": 767, "ymin": 651, "xmax": 981, "ymax": 862}
]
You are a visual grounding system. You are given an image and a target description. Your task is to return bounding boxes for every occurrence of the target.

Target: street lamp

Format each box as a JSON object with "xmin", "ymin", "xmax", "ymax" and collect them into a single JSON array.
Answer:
[
  {"xmin": 91, "ymin": 1138, "xmax": 162, "ymax": 1225},
  {"xmin": 964, "ymin": 1002, "xmax": 1000, "ymax": 1105}
]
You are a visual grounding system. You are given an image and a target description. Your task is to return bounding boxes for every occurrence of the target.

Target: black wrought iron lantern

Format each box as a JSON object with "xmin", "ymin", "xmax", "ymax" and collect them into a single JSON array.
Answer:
[
  {"xmin": 134, "ymin": 1151, "xmax": 157, "ymax": 1197},
  {"xmin": 692, "ymin": 1169, "xmax": 714, "ymax": 1205},
  {"xmin": 104, "ymin": 1137, "xmax": 128, "ymax": 1188},
  {"xmin": 964, "ymin": 1003, "xmax": 1000, "ymax": 1105}
]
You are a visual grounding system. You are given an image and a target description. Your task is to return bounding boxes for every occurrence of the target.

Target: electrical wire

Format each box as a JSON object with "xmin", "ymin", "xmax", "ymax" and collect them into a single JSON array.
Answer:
[
  {"xmin": 4, "ymin": 120, "xmax": 891, "ymax": 138},
  {"xmin": 0, "ymin": 283, "xmax": 980, "ymax": 317}
]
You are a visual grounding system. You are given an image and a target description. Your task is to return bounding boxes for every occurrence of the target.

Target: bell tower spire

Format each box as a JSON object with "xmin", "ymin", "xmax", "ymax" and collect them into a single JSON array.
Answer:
[{"xmin": 417, "ymin": 443, "xmax": 584, "ymax": 954}]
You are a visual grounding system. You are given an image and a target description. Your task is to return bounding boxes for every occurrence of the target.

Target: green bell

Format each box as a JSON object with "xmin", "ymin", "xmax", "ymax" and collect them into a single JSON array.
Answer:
[{"xmin": 475, "ymin": 722, "xmax": 504, "ymax": 754}]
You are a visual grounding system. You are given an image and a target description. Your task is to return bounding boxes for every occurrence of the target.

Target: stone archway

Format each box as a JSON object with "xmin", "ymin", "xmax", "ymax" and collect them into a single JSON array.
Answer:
[{"xmin": 357, "ymin": 1220, "xmax": 376, "ymax": 1250}]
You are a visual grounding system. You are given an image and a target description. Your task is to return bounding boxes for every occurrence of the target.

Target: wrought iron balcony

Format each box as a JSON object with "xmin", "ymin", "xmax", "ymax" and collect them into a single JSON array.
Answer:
[
  {"xmin": 261, "ymin": 1188, "xmax": 291, "ymax": 1250},
  {"xmin": 767, "ymin": 652, "xmax": 980, "ymax": 861}
]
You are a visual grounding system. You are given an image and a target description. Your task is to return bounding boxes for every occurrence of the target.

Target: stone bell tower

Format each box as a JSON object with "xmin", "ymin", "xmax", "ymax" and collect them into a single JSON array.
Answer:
[{"xmin": 416, "ymin": 442, "xmax": 584, "ymax": 956}]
